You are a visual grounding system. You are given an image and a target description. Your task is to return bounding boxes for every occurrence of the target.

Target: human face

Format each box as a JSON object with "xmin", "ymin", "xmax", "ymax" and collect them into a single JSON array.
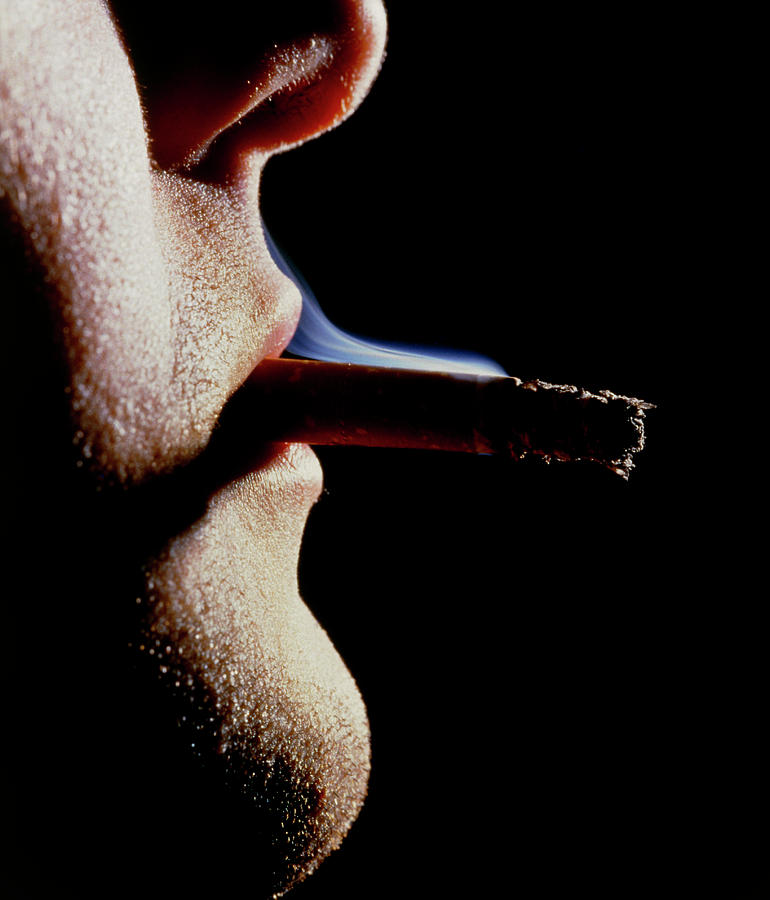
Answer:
[{"xmin": 3, "ymin": 1, "xmax": 386, "ymax": 896}]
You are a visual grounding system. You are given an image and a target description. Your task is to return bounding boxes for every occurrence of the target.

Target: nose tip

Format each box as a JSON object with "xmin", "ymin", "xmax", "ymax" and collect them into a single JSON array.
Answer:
[{"xmin": 118, "ymin": 0, "xmax": 387, "ymax": 173}]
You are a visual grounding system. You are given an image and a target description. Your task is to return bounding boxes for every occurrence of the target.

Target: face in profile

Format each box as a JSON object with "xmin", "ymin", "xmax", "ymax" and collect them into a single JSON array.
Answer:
[{"xmin": 3, "ymin": 1, "xmax": 387, "ymax": 896}]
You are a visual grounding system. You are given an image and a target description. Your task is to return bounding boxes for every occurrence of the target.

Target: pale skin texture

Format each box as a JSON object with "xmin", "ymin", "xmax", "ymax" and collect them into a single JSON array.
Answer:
[{"xmin": 3, "ymin": 1, "xmax": 387, "ymax": 895}]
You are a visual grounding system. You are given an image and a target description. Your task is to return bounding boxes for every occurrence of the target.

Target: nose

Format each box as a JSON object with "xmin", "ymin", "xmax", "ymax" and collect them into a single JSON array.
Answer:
[{"xmin": 112, "ymin": 0, "xmax": 387, "ymax": 174}]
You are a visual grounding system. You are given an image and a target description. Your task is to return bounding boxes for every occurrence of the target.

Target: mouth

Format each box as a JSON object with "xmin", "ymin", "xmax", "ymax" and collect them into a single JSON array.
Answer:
[{"xmin": 209, "ymin": 298, "xmax": 321, "ymax": 502}]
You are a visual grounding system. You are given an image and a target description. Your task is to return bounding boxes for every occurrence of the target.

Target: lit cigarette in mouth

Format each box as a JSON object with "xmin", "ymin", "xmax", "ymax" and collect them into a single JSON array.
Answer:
[{"xmin": 223, "ymin": 358, "xmax": 652, "ymax": 478}]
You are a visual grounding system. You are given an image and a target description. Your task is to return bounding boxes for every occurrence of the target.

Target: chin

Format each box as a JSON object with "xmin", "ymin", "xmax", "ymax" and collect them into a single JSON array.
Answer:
[{"xmin": 127, "ymin": 447, "xmax": 370, "ymax": 897}]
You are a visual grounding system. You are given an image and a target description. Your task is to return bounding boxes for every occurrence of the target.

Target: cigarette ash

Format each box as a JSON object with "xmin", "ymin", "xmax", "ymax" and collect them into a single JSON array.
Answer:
[{"xmin": 503, "ymin": 377, "xmax": 654, "ymax": 479}]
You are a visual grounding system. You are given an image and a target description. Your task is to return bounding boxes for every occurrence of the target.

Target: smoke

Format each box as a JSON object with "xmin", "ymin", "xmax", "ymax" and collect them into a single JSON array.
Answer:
[{"xmin": 264, "ymin": 225, "xmax": 507, "ymax": 377}]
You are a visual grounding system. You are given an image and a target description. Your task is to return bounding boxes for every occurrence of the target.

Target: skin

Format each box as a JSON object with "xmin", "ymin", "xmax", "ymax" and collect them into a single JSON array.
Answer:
[{"xmin": 3, "ymin": 1, "xmax": 387, "ymax": 896}]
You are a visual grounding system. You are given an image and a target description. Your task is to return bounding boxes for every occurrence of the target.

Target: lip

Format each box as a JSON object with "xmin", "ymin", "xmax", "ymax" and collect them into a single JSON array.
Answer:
[
  {"xmin": 231, "ymin": 440, "xmax": 324, "ymax": 510},
  {"xmin": 212, "ymin": 270, "xmax": 321, "ymax": 499},
  {"xmin": 261, "ymin": 273, "xmax": 304, "ymax": 362}
]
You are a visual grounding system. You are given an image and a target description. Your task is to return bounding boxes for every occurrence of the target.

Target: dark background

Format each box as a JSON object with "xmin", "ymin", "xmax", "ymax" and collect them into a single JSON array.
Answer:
[{"xmin": 261, "ymin": 5, "xmax": 764, "ymax": 899}]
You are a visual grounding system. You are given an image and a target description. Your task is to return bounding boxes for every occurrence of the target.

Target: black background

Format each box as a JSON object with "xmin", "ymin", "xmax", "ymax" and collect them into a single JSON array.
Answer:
[{"xmin": 260, "ymin": 5, "xmax": 765, "ymax": 899}]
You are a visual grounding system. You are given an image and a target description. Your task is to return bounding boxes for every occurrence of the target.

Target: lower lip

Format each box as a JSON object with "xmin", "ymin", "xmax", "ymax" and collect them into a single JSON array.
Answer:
[{"xmin": 246, "ymin": 441, "xmax": 324, "ymax": 507}]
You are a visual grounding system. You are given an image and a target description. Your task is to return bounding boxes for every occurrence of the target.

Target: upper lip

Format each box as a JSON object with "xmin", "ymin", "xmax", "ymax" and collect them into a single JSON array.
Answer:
[{"xmin": 260, "ymin": 272, "xmax": 304, "ymax": 363}]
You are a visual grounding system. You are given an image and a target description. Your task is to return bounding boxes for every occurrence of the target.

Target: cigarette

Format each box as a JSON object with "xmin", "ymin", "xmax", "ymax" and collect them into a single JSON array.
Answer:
[{"xmin": 223, "ymin": 357, "xmax": 653, "ymax": 478}]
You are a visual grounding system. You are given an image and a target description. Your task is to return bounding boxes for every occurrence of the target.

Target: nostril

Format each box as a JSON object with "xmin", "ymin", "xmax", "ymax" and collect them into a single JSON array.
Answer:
[
  {"xmin": 194, "ymin": 33, "xmax": 384, "ymax": 177},
  {"xmin": 145, "ymin": 35, "xmax": 340, "ymax": 172},
  {"xmin": 110, "ymin": 0, "xmax": 387, "ymax": 174}
]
